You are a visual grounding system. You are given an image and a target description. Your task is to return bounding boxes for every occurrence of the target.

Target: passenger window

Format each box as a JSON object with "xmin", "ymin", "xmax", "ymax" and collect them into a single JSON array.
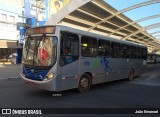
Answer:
[
  {"xmin": 130, "ymin": 46, "xmax": 137, "ymax": 58},
  {"xmin": 122, "ymin": 44, "xmax": 130, "ymax": 58},
  {"xmin": 81, "ymin": 36, "xmax": 97, "ymax": 57},
  {"xmin": 136, "ymin": 47, "xmax": 141, "ymax": 59},
  {"xmin": 141, "ymin": 48, "xmax": 147, "ymax": 59},
  {"xmin": 111, "ymin": 42, "xmax": 122, "ymax": 58},
  {"xmin": 60, "ymin": 32, "xmax": 79, "ymax": 66},
  {"xmin": 98, "ymin": 39, "xmax": 110, "ymax": 57}
]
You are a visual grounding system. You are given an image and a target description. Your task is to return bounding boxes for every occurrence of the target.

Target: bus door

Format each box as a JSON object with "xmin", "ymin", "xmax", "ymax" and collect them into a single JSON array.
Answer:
[{"xmin": 60, "ymin": 32, "xmax": 79, "ymax": 90}]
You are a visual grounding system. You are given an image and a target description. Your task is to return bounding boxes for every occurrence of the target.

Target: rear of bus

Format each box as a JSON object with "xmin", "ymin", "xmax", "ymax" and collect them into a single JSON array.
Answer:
[{"xmin": 20, "ymin": 26, "xmax": 59, "ymax": 91}]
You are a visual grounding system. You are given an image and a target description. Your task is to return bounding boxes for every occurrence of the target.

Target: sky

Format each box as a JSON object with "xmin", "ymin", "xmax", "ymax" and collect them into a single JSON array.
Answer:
[{"xmin": 104, "ymin": 0, "xmax": 160, "ymax": 40}]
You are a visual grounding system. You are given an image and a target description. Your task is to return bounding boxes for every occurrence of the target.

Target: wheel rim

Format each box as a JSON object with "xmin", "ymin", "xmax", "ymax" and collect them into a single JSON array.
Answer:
[
  {"xmin": 80, "ymin": 78, "xmax": 89, "ymax": 89},
  {"xmin": 78, "ymin": 74, "xmax": 91, "ymax": 93}
]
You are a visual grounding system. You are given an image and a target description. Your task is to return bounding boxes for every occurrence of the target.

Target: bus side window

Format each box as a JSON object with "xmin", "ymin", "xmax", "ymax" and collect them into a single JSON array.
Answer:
[
  {"xmin": 60, "ymin": 32, "xmax": 79, "ymax": 66},
  {"xmin": 130, "ymin": 46, "xmax": 136, "ymax": 59},
  {"xmin": 111, "ymin": 42, "xmax": 121, "ymax": 58},
  {"xmin": 81, "ymin": 36, "xmax": 97, "ymax": 57},
  {"xmin": 141, "ymin": 48, "xmax": 147, "ymax": 59},
  {"xmin": 122, "ymin": 44, "xmax": 129, "ymax": 58},
  {"xmin": 98, "ymin": 39, "xmax": 110, "ymax": 57},
  {"xmin": 136, "ymin": 47, "xmax": 141, "ymax": 59}
]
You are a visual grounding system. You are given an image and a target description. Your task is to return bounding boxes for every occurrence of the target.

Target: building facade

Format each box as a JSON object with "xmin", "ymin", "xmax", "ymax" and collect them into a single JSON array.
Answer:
[
  {"xmin": 0, "ymin": 0, "xmax": 71, "ymax": 64},
  {"xmin": 0, "ymin": 0, "xmax": 23, "ymax": 64}
]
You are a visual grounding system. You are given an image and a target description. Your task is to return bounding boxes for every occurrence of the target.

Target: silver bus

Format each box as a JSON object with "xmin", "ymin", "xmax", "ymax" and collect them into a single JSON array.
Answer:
[{"xmin": 20, "ymin": 25, "xmax": 147, "ymax": 93}]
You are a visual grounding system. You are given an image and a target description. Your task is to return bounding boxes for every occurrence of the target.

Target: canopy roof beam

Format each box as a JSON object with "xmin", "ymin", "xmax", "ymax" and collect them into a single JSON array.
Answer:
[
  {"xmin": 122, "ymin": 23, "xmax": 160, "ymax": 40},
  {"xmin": 88, "ymin": 0, "xmax": 160, "ymax": 31},
  {"xmin": 108, "ymin": 14, "xmax": 160, "ymax": 37}
]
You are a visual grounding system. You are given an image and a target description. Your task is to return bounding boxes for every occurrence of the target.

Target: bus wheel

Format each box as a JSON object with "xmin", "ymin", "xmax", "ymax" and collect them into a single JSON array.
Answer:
[
  {"xmin": 78, "ymin": 74, "xmax": 91, "ymax": 93},
  {"xmin": 128, "ymin": 69, "xmax": 134, "ymax": 81}
]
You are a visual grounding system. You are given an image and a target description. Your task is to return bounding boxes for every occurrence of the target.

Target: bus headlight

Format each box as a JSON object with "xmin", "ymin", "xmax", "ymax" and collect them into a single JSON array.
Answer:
[
  {"xmin": 47, "ymin": 73, "xmax": 54, "ymax": 79},
  {"xmin": 43, "ymin": 73, "xmax": 54, "ymax": 81}
]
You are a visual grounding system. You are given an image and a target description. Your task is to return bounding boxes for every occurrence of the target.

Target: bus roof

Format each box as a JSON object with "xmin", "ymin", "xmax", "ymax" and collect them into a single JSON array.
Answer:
[
  {"xmin": 28, "ymin": 25, "xmax": 147, "ymax": 48},
  {"xmin": 55, "ymin": 25, "xmax": 146, "ymax": 48}
]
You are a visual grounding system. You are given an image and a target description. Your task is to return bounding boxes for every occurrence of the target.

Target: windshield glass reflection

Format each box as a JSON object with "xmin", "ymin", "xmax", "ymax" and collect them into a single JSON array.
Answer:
[{"xmin": 22, "ymin": 36, "xmax": 57, "ymax": 66}]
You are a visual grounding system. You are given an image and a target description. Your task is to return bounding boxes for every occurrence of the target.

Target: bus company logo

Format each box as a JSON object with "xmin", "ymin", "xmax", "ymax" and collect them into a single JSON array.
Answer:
[
  {"xmin": 2, "ymin": 109, "xmax": 11, "ymax": 114},
  {"xmin": 31, "ymin": 69, "xmax": 35, "ymax": 73}
]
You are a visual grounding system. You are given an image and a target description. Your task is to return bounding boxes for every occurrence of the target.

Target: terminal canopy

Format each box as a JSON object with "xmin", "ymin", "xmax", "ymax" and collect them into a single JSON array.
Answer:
[{"xmin": 45, "ymin": 0, "xmax": 160, "ymax": 53}]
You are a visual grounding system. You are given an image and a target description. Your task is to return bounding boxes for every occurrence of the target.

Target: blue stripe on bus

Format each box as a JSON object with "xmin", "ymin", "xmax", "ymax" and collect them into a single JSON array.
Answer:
[{"xmin": 22, "ymin": 67, "xmax": 49, "ymax": 81}]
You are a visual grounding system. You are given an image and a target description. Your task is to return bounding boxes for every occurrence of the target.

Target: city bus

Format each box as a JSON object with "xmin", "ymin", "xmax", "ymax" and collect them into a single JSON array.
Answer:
[{"xmin": 20, "ymin": 25, "xmax": 147, "ymax": 93}]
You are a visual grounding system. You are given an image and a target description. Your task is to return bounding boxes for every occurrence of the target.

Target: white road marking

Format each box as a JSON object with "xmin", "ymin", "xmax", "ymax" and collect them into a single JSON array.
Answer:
[
  {"xmin": 129, "ymin": 74, "xmax": 160, "ymax": 86},
  {"xmin": 146, "ymin": 76, "xmax": 157, "ymax": 81},
  {"xmin": 0, "ymin": 77, "xmax": 21, "ymax": 80},
  {"xmin": 141, "ymin": 73, "xmax": 157, "ymax": 76}
]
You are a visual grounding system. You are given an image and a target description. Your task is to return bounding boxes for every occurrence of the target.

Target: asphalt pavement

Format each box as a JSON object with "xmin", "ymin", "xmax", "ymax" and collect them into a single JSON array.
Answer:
[
  {"xmin": 0, "ymin": 64, "xmax": 21, "ymax": 79},
  {"xmin": 0, "ymin": 64, "xmax": 160, "ymax": 117}
]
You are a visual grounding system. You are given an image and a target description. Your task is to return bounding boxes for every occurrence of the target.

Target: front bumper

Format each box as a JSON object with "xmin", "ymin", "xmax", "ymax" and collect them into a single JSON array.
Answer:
[{"xmin": 20, "ymin": 72, "xmax": 55, "ymax": 91}]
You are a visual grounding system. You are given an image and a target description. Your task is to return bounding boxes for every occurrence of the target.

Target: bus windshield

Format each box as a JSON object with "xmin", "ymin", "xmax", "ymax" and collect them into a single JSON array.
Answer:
[{"xmin": 22, "ymin": 36, "xmax": 57, "ymax": 66}]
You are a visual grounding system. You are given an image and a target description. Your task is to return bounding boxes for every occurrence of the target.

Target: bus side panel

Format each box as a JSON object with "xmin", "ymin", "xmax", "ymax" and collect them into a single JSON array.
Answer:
[
  {"xmin": 79, "ymin": 57, "xmax": 107, "ymax": 84},
  {"xmin": 92, "ymin": 57, "xmax": 112, "ymax": 84},
  {"xmin": 81, "ymin": 58, "xmax": 146, "ymax": 84},
  {"xmin": 129, "ymin": 59, "xmax": 146, "ymax": 77},
  {"xmin": 79, "ymin": 57, "xmax": 130, "ymax": 85},
  {"xmin": 60, "ymin": 60, "xmax": 80, "ymax": 91},
  {"xmin": 108, "ymin": 58, "xmax": 129, "ymax": 80},
  {"xmin": 108, "ymin": 59, "xmax": 146, "ymax": 81},
  {"xmin": 53, "ymin": 64, "xmax": 63, "ymax": 91},
  {"xmin": 79, "ymin": 57, "xmax": 146, "ymax": 86}
]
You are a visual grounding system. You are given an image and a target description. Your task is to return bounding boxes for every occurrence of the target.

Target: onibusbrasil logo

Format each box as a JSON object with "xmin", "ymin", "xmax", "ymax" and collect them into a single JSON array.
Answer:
[{"xmin": 1, "ymin": 109, "xmax": 42, "ymax": 115}]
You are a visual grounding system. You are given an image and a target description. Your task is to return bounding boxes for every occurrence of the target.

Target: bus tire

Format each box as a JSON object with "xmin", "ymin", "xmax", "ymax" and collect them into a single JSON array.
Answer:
[
  {"xmin": 128, "ymin": 69, "xmax": 134, "ymax": 81},
  {"xmin": 78, "ymin": 74, "xmax": 91, "ymax": 93}
]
